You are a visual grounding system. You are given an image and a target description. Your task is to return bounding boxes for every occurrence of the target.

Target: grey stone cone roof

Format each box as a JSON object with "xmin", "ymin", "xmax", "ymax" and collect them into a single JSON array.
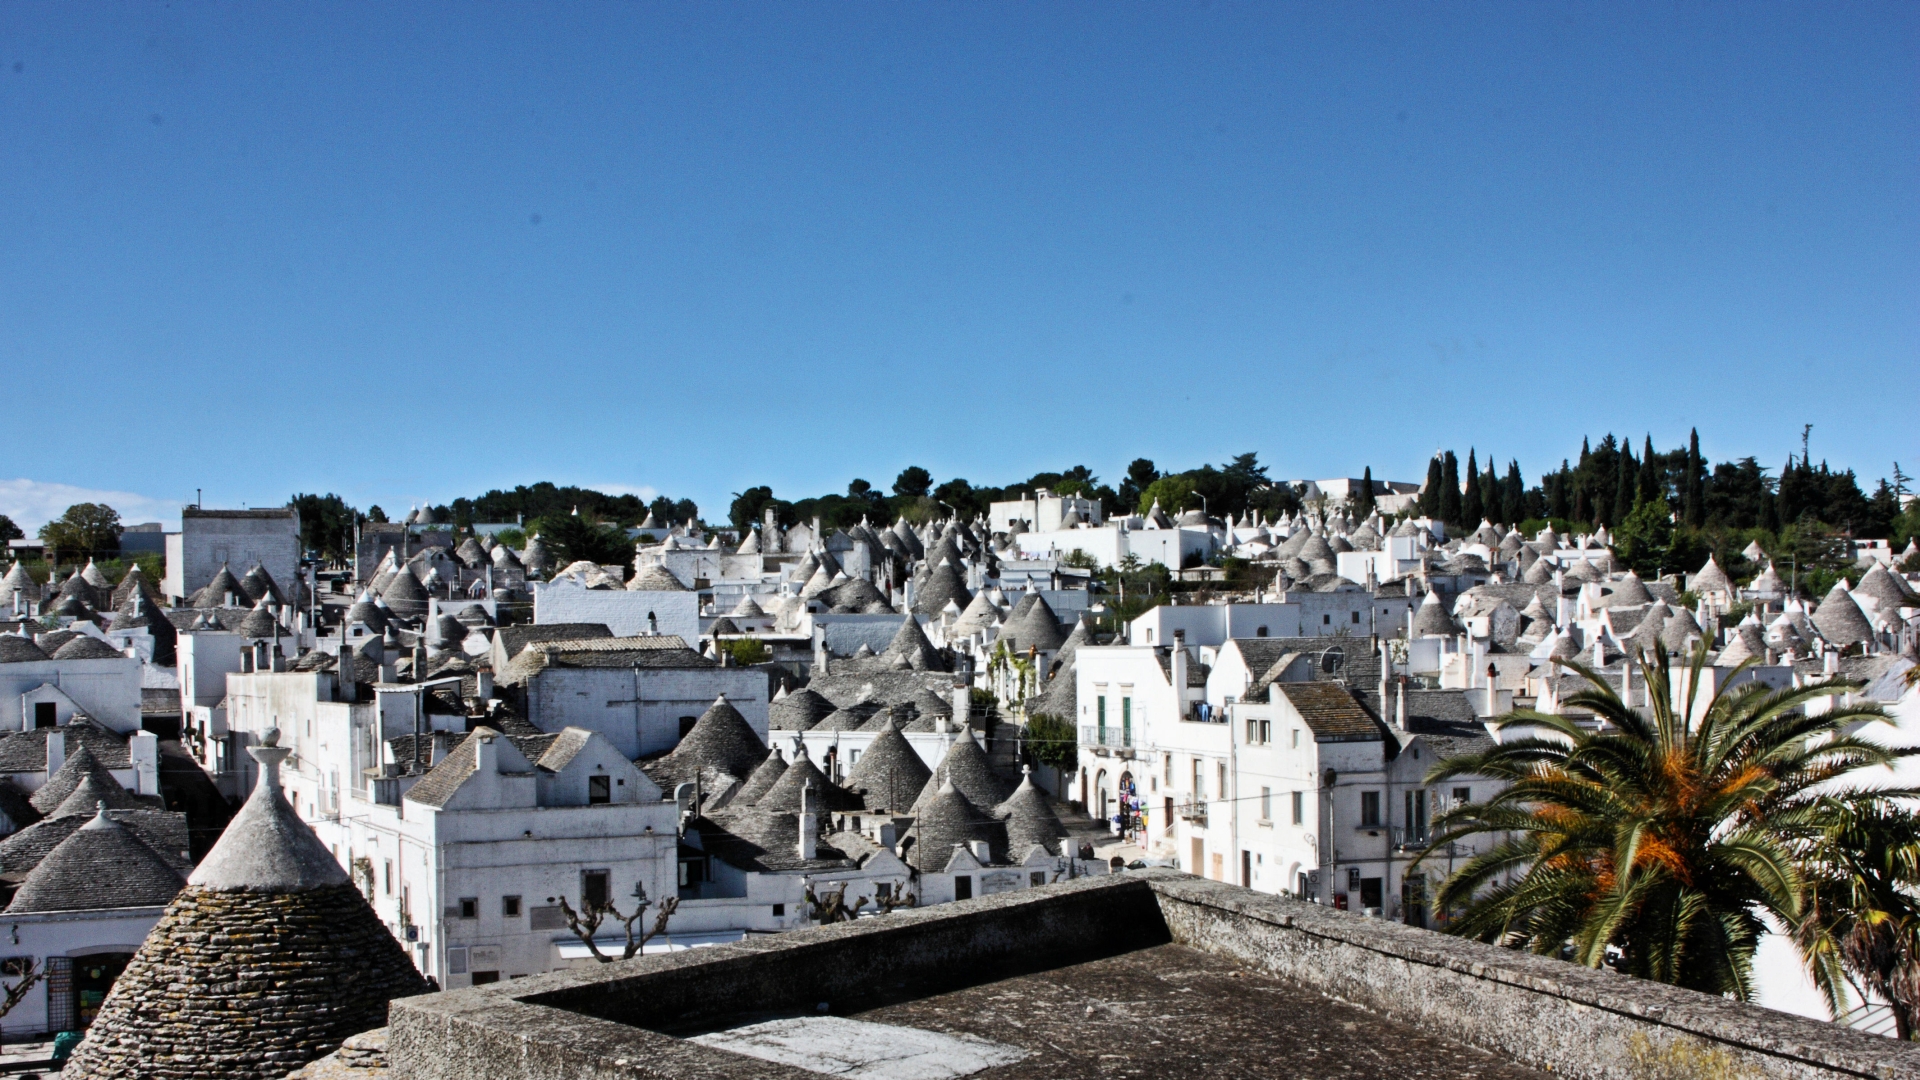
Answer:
[
  {"xmin": 1001, "ymin": 592, "xmax": 1066, "ymax": 653},
  {"xmin": 1660, "ymin": 606, "xmax": 1704, "ymax": 652},
  {"xmin": 1690, "ymin": 556, "xmax": 1733, "ymax": 595},
  {"xmin": 996, "ymin": 770, "xmax": 1067, "ymax": 858},
  {"xmin": 730, "ymin": 595, "xmax": 767, "ymax": 618},
  {"xmin": 380, "ymin": 565, "xmax": 429, "ymax": 616},
  {"xmin": 6, "ymin": 805, "xmax": 184, "ymax": 913},
  {"xmin": 1052, "ymin": 619, "xmax": 1092, "ymax": 670},
  {"xmin": 111, "ymin": 565, "xmax": 166, "ymax": 613},
  {"xmin": 910, "ymin": 685, "xmax": 954, "ymax": 718},
  {"xmin": 883, "ymin": 616, "xmax": 944, "ymax": 671},
  {"xmin": 1856, "ymin": 563, "xmax": 1915, "ymax": 613},
  {"xmin": 648, "ymin": 696, "xmax": 768, "ymax": 788},
  {"xmin": 53, "ymin": 635, "xmax": 124, "ymax": 659},
  {"xmin": 1411, "ymin": 591, "xmax": 1458, "ymax": 637},
  {"xmin": 707, "ymin": 616, "xmax": 741, "ymax": 636},
  {"xmin": 429, "ymin": 613, "xmax": 467, "ymax": 648},
  {"xmin": 845, "ymin": 722, "xmax": 932, "ymax": 812},
  {"xmin": 951, "ymin": 591, "xmax": 1001, "ymax": 637},
  {"xmin": 0, "ymin": 562, "xmax": 39, "ymax": 604},
  {"xmin": 1603, "ymin": 572, "xmax": 1654, "ymax": 608},
  {"xmin": 1718, "ymin": 625, "xmax": 1769, "ymax": 667},
  {"xmin": 1523, "ymin": 557, "xmax": 1556, "ymax": 585},
  {"xmin": 52, "ymin": 770, "xmax": 143, "ymax": 817},
  {"xmin": 769, "ymin": 688, "xmax": 835, "ymax": 731},
  {"xmin": 192, "ymin": 563, "xmax": 250, "ymax": 608},
  {"xmin": 65, "ymin": 882, "xmax": 428, "ymax": 1080},
  {"xmin": 1813, "ymin": 584, "xmax": 1875, "ymax": 647},
  {"xmin": 32, "ymin": 745, "xmax": 127, "ymax": 815},
  {"xmin": 0, "ymin": 634, "xmax": 49, "ymax": 663},
  {"xmin": 813, "ymin": 703, "xmax": 879, "ymax": 732},
  {"xmin": 453, "ymin": 603, "xmax": 493, "ymax": 628},
  {"xmin": 491, "ymin": 543, "xmax": 523, "ymax": 569},
  {"xmin": 628, "ymin": 563, "xmax": 686, "ymax": 591},
  {"xmin": 913, "ymin": 733, "xmax": 1009, "ymax": 813},
  {"xmin": 344, "ymin": 595, "xmax": 389, "ymax": 633},
  {"xmin": 239, "ymin": 563, "xmax": 285, "ymax": 605},
  {"xmin": 50, "ymin": 593, "xmax": 92, "ymax": 618},
  {"xmin": 912, "ymin": 559, "xmax": 972, "ymax": 617},
  {"xmin": 907, "ymin": 778, "xmax": 991, "ymax": 871},
  {"xmin": 238, "ymin": 598, "xmax": 281, "ymax": 639},
  {"xmin": 521, "ymin": 537, "xmax": 553, "ymax": 571},
  {"xmin": 190, "ymin": 743, "xmax": 350, "ymax": 892},
  {"xmin": 455, "ymin": 537, "xmax": 489, "ymax": 566},
  {"xmin": 755, "ymin": 751, "xmax": 860, "ymax": 813},
  {"xmin": 731, "ymin": 749, "xmax": 788, "ymax": 807}
]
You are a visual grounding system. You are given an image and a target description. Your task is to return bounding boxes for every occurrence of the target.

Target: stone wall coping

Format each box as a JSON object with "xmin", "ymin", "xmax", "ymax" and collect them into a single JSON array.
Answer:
[{"xmin": 1144, "ymin": 872, "xmax": 1920, "ymax": 1080}]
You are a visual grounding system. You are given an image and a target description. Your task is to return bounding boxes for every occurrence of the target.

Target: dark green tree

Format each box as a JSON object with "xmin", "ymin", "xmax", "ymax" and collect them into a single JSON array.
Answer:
[
  {"xmin": 40, "ymin": 503, "xmax": 121, "ymax": 560},
  {"xmin": 1117, "ymin": 459, "xmax": 1160, "ymax": 511},
  {"xmin": 1461, "ymin": 449, "xmax": 1483, "ymax": 526},
  {"xmin": 1685, "ymin": 429, "xmax": 1705, "ymax": 527},
  {"xmin": 0, "ymin": 515, "xmax": 21, "ymax": 544},
  {"xmin": 1439, "ymin": 452, "xmax": 1462, "ymax": 527},
  {"xmin": 1421, "ymin": 455, "xmax": 1445, "ymax": 518},
  {"xmin": 1352, "ymin": 467, "xmax": 1376, "ymax": 518},
  {"xmin": 892, "ymin": 467, "xmax": 933, "ymax": 499},
  {"xmin": 1639, "ymin": 435, "xmax": 1661, "ymax": 506},
  {"xmin": 290, "ymin": 493, "xmax": 360, "ymax": 560},
  {"xmin": 1502, "ymin": 461, "xmax": 1526, "ymax": 528}
]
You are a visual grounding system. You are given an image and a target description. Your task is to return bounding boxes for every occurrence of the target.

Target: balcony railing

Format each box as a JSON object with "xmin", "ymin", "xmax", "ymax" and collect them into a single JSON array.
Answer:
[{"xmin": 1080, "ymin": 725, "xmax": 1134, "ymax": 750}]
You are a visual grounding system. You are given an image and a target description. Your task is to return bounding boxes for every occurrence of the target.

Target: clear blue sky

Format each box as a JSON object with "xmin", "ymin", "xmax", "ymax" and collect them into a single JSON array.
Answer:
[{"xmin": 2, "ymin": 2, "xmax": 1915, "ymax": 528}]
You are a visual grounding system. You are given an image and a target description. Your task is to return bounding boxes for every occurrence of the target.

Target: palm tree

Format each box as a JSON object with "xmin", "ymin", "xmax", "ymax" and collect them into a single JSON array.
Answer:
[
  {"xmin": 1793, "ymin": 795, "xmax": 1920, "ymax": 1038},
  {"xmin": 1418, "ymin": 641, "xmax": 1899, "ymax": 999}
]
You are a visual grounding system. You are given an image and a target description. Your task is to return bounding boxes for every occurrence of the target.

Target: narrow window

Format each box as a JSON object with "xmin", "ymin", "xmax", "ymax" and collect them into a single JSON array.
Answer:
[
  {"xmin": 588, "ymin": 775, "xmax": 611, "ymax": 804},
  {"xmin": 1030, "ymin": 871, "xmax": 1047, "ymax": 888},
  {"xmin": 503, "ymin": 896, "xmax": 521, "ymax": 918},
  {"xmin": 1291, "ymin": 790, "xmax": 1304, "ymax": 825},
  {"xmin": 1351, "ymin": 610, "xmax": 1360, "ymax": 623},
  {"xmin": 954, "ymin": 876, "xmax": 973, "ymax": 901},
  {"xmin": 1291, "ymin": 729, "xmax": 1300, "ymax": 749},
  {"xmin": 458, "ymin": 897, "xmax": 478, "ymax": 919},
  {"xmin": 1453, "ymin": 786, "xmax": 1472, "ymax": 806},
  {"xmin": 1191, "ymin": 758, "xmax": 1203, "ymax": 797},
  {"xmin": 1360, "ymin": 791, "xmax": 1382, "ymax": 827},
  {"xmin": 1260, "ymin": 720, "xmax": 1271, "ymax": 743},
  {"xmin": 583, "ymin": 870, "xmax": 611, "ymax": 909},
  {"xmin": 1260, "ymin": 787, "xmax": 1272, "ymax": 820},
  {"xmin": 772, "ymin": 903, "xmax": 785, "ymax": 917},
  {"xmin": 1245, "ymin": 717, "xmax": 1257, "ymax": 743},
  {"xmin": 1217, "ymin": 763, "xmax": 1227, "ymax": 798},
  {"xmin": 383, "ymin": 860, "xmax": 394, "ymax": 896},
  {"xmin": 1323, "ymin": 613, "xmax": 1331, "ymax": 625}
]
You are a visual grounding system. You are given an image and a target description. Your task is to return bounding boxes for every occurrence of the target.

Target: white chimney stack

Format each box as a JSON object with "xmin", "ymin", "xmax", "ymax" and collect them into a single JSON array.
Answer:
[
  {"xmin": 45, "ymin": 728, "xmax": 65, "ymax": 776},
  {"xmin": 799, "ymin": 781, "xmax": 818, "ymax": 860}
]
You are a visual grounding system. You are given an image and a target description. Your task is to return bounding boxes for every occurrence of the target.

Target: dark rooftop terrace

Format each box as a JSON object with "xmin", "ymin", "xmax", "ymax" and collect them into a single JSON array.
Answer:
[{"xmin": 388, "ymin": 872, "xmax": 1920, "ymax": 1080}]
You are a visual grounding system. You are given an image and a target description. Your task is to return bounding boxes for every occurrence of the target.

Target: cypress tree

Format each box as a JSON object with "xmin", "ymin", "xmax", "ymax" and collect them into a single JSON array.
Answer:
[
  {"xmin": 1356, "ymin": 466, "xmax": 1376, "ymax": 518},
  {"xmin": 1462, "ymin": 449, "xmax": 1483, "ymax": 526},
  {"xmin": 1684, "ymin": 428, "xmax": 1705, "ymax": 527},
  {"xmin": 1550, "ymin": 462, "xmax": 1571, "ymax": 521},
  {"xmin": 1422, "ymin": 455, "xmax": 1444, "ymax": 518},
  {"xmin": 1503, "ymin": 461, "xmax": 1525, "ymax": 527},
  {"xmin": 1639, "ymin": 435, "xmax": 1660, "ymax": 506},
  {"xmin": 1440, "ymin": 451, "xmax": 1462, "ymax": 527},
  {"xmin": 1613, "ymin": 445, "xmax": 1637, "ymax": 526}
]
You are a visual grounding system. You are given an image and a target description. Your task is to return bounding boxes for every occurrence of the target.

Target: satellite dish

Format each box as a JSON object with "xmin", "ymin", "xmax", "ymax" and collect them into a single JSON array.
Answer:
[{"xmin": 1320, "ymin": 646, "xmax": 1346, "ymax": 676}]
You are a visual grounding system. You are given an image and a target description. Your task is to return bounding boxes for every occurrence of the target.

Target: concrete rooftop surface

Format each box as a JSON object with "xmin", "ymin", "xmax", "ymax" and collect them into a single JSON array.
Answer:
[{"xmin": 386, "ymin": 870, "xmax": 1920, "ymax": 1080}]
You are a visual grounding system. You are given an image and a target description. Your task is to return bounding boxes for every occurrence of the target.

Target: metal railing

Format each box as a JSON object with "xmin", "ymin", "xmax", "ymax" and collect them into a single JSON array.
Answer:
[{"xmin": 1081, "ymin": 725, "xmax": 1134, "ymax": 750}]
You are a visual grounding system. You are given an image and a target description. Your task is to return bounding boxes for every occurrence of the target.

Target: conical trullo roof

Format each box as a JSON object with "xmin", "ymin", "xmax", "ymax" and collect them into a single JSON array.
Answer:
[
  {"xmin": 844, "ymin": 720, "xmax": 933, "ymax": 813},
  {"xmin": 1812, "ymin": 583, "xmax": 1874, "ymax": 648},
  {"xmin": 192, "ymin": 563, "xmax": 249, "ymax": 609},
  {"xmin": 648, "ymin": 695, "xmax": 768, "ymax": 788},
  {"xmin": 31, "ymin": 745, "xmax": 126, "ymax": 815},
  {"xmin": 995, "ymin": 766, "xmax": 1067, "ymax": 858},
  {"xmin": 238, "ymin": 563, "xmax": 285, "ymax": 605},
  {"xmin": 237, "ymin": 596, "xmax": 281, "ymax": 639},
  {"xmin": 768, "ymin": 687, "xmax": 835, "ymax": 731},
  {"xmin": 1000, "ymin": 592, "xmax": 1066, "ymax": 653},
  {"xmin": 1410, "ymin": 590, "xmax": 1458, "ymax": 637},
  {"xmin": 913, "ymin": 732, "xmax": 1010, "ymax": 813},
  {"xmin": 908, "ymin": 777, "xmax": 990, "ymax": 872},
  {"xmin": 882, "ymin": 615, "xmax": 944, "ymax": 671},
  {"xmin": 5, "ymin": 804, "xmax": 184, "ymax": 914},
  {"xmin": 731, "ymin": 748, "xmax": 788, "ymax": 807},
  {"xmin": 65, "ymin": 732, "xmax": 429, "ymax": 1080},
  {"xmin": 380, "ymin": 564, "xmax": 429, "ymax": 618},
  {"xmin": 911, "ymin": 559, "xmax": 972, "ymax": 617}
]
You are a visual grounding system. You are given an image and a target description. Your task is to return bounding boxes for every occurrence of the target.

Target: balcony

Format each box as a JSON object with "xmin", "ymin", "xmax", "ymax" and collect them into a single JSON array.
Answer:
[
  {"xmin": 1178, "ymin": 800, "xmax": 1208, "ymax": 826},
  {"xmin": 1081, "ymin": 726, "xmax": 1134, "ymax": 750}
]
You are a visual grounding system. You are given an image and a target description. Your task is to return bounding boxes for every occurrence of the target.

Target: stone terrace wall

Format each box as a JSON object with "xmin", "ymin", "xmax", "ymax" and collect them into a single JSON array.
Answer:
[
  {"xmin": 1148, "ymin": 873, "xmax": 1920, "ymax": 1080},
  {"xmin": 386, "ymin": 871, "xmax": 1920, "ymax": 1080}
]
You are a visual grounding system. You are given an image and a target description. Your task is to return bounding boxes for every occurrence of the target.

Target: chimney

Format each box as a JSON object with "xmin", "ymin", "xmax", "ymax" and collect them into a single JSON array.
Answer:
[
  {"xmin": 477, "ymin": 669, "xmax": 494, "ymax": 701},
  {"xmin": 951, "ymin": 682, "xmax": 970, "ymax": 726},
  {"xmin": 130, "ymin": 730, "xmax": 160, "ymax": 796},
  {"xmin": 474, "ymin": 729, "xmax": 498, "ymax": 776},
  {"xmin": 1377, "ymin": 639, "xmax": 1390, "ymax": 710},
  {"xmin": 337, "ymin": 641, "xmax": 357, "ymax": 702},
  {"xmin": 1394, "ymin": 676, "xmax": 1408, "ymax": 731},
  {"xmin": 412, "ymin": 643, "xmax": 427, "ymax": 680},
  {"xmin": 271, "ymin": 644, "xmax": 287, "ymax": 673},
  {"xmin": 240, "ymin": 647, "xmax": 254, "ymax": 674},
  {"xmin": 1486, "ymin": 664, "xmax": 1499, "ymax": 715},
  {"xmin": 799, "ymin": 782, "xmax": 818, "ymax": 860},
  {"xmin": 970, "ymin": 839, "xmax": 992, "ymax": 863},
  {"xmin": 1171, "ymin": 630, "xmax": 1189, "ymax": 717},
  {"xmin": 45, "ymin": 728, "xmax": 65, "ymax": 776},
  {"xmin": 813, "ymin": 627, "xmax": 829, "ymax": 674},
  {"xmin": 1823, "ymin": 648, "xmax": 1839, "ymax": 677}
]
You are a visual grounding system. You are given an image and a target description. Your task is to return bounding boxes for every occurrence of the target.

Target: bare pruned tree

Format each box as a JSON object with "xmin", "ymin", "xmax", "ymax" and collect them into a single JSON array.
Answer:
[
  {"xmin": 557, "ymin": 884, "xmax": 679, "ymax": 964},
  {"xmin": 0, "ymin": 959, "xmax": 44, "ymax": 1019}
]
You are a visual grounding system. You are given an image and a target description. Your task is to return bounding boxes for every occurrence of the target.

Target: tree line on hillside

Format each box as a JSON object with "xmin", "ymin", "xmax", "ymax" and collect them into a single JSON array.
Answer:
[{"xmin": 1413, "ymin": 431, "xmax": 1918, "ymax": 593}]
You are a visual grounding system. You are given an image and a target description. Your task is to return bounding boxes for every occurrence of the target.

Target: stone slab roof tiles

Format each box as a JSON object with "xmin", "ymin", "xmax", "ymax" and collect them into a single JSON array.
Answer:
[
  {"xmin": 66, "ymin": 735, "xmax": 430, "ymax": 1080},
  {"xmin": 5, "ymin": 805, "xmax": 184, "ymax": 913}
]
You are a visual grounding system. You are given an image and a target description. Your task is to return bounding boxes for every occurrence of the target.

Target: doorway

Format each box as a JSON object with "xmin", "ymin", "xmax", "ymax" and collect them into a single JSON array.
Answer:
[
  {"xmin": 1190, "ymin": 837, "xmax": 1204, "ymax": 876},
  {"xmin": 1240, "ymin": 850, "xmax": 1251, "ymax": 888},
  {"xmin": 74, "ymin": 953, "xmax": 133, "ymax": 1028}
]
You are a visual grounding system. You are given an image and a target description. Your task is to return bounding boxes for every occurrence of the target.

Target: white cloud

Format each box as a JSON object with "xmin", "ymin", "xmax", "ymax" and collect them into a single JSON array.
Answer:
[{"xmin": 0, "ymin": 479, "xmax": 186, "ymax": 533}]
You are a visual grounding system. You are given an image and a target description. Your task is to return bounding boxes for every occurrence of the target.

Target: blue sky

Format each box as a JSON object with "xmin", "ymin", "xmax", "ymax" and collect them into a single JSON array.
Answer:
[{"xmin": 1, "ymin": 2, "xmax": 1915, "ymax": 528}]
